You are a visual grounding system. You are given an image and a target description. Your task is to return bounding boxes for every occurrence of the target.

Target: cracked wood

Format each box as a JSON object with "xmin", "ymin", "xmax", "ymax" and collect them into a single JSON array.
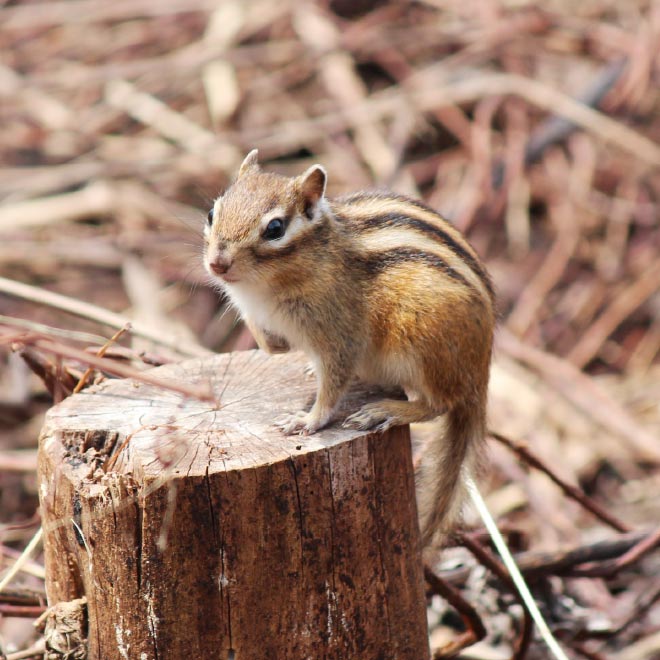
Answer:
[{"xmin": 38, "ymin": 349, "xmax": 429, "ymax": 660}]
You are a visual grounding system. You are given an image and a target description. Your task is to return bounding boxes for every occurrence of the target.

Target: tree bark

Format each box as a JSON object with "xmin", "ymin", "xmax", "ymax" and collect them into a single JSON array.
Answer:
[{"xmin": 38, "ymin": 349, "xmax": 429, "ymax": 660}]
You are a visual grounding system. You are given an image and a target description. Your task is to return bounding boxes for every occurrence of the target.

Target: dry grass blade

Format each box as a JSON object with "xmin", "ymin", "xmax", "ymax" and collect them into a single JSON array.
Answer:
[
  {"xmin": 73, "ymin": 324, "xmax": 130, "ymax": 393},
  {"xmin": 0, "ymin": 182, "xmax": 115, "ymax": 231},
  {"xmin": 6, "ymin": 641, "xmax": 46, "ymax": 660},
  {"xmin": 0, "ymin": 276, "xmax": 211, "ymax": 358},
  {"xmin": 0, "ymin": 528, "xmax": 43, "ymax": 594},
  {"xmin": 497, "ymin": 328, "xmax": 660, "ymax": 462},
  {"xmin": 407, "ymin": 73, "xmax": 660, "ymax": 166},
  {"xmin": 568, "ymin": 259, "xmax": 660, "ymax": 368}
]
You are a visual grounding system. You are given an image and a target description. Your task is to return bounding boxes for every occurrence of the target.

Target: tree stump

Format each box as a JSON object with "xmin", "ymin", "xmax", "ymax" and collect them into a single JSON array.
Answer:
[{"xmin": 38, "ymin": 350, "xmax": 429, "ymax": 660}]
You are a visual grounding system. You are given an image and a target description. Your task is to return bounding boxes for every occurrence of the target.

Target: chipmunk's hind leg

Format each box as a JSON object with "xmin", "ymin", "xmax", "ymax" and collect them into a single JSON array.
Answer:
[{"xmin": 343, "ymin": 398, "xmax": 444, "ymax": 433}]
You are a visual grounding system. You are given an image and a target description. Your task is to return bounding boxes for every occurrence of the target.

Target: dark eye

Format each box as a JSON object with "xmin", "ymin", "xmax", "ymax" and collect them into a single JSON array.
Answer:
[
  {"xmin": 207, "ymin": 209, "xmax": 214, "ymax": 226},
  {"xmin": 263, "ymin": 218, "xmax": 285, "ymax": 241}
]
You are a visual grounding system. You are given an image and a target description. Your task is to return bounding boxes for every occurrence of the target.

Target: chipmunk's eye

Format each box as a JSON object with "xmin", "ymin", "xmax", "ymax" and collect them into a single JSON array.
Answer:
[
  {"xmin": 263, "ymin": 218, "xmax": 285, "ymax": 241},
  {"xmin": 207, "ymin": 209, "xmax": 214, "ymax": 226}
]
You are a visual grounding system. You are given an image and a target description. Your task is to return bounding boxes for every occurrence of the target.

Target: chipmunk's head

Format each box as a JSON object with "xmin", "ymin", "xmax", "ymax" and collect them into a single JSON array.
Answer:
[{"xmin": 204, "ymin": 149, "xmax": 329, "ymax": 288}]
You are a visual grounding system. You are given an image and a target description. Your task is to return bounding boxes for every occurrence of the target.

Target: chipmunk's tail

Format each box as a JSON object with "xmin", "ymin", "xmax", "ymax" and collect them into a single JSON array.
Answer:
[{"xmin": 417, "ymin": 395, "xmax": 486, "ymax": 547}]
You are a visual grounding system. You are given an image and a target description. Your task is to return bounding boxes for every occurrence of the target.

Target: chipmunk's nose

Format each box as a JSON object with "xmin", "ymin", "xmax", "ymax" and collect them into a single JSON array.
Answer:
[{"xmin": 209, "ymin": 254, "xmax": 233, "ymax": 275}]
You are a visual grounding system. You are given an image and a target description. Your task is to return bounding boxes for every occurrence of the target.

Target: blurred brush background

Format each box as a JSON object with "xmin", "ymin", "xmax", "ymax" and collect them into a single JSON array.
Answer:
[{"xmin": 0, "ymin": 1, "xmax": 659, "ymax": 658}]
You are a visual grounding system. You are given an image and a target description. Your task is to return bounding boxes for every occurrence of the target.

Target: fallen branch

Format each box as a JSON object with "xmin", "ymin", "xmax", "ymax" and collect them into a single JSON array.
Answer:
[
  {"xmin": 490, "ymin": 432, "xmax": 630, "ymax": 533},
  {"xmin": 11, "ymin": 336, "xmax": 216, "ymax": 403},
  {"xmin": 458, "ymin": 531, "xmax": 534, "ymax": 660},
  {"xmin": 442, "ymin": 530, "xmax": 653, "ymax": 585},
  {"xmin": 566, "ymin": 526, "xmax": 660, "ymax": 579},
  {"xmin": 424, "ymin": 564, "xmax": 487, "ymax": 658}
]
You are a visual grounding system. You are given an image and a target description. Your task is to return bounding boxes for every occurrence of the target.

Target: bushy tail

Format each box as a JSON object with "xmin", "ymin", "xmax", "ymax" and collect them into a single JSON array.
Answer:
[{"xmin": 416, "ymin": 397, "xmax": 486, "ymax": 547}]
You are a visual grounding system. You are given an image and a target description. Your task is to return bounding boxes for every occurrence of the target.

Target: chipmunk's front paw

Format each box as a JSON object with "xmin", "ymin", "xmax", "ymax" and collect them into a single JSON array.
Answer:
[
  {"xmin": 274, "ymin": 410, "xmax": 321, "ymax": 436},
  {"xmin": 343, "ymin": 403, "xmax": 394, "ymax": 433}
]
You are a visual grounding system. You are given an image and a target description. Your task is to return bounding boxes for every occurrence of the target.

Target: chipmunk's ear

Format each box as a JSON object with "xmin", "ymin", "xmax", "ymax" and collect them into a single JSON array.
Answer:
[
  {"xmin": 298, "ymin": 165, "xmax": 327, "ymax": 219},
  {"xmin": 238, "ymin": 149, "xmax": 260, "ymax": 178}
]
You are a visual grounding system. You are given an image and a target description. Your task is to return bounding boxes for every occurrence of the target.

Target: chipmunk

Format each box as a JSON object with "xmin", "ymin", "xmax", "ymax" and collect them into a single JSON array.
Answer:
[{"xmin": 204, "ymin": 150, "xmax": 495, "ymax": 545}]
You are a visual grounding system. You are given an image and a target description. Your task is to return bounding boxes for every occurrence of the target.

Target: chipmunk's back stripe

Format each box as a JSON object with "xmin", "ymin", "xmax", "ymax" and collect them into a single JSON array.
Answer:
[
  {"xmin": 358, "ymin": 247, "xmax": 476, "ymax": 292},
  {"xmin": 340, "ymin": 197, "xmax": 494, "ymax": 300},
  {"xmin": 359, "ymin": 212, "xmax": 492, "ymax": 294}
]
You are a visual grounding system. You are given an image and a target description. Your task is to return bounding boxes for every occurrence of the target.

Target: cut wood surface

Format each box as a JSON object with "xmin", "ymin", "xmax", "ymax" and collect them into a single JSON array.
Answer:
[{"xmin": 38, "ymin": 349, "xmax": 429, "ymax": 660}]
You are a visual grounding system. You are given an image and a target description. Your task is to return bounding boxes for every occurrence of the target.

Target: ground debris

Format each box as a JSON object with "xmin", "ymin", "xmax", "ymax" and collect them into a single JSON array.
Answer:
[{"xmin": 1, "ymin": 0, "xmax": 658, "ymax": 657}]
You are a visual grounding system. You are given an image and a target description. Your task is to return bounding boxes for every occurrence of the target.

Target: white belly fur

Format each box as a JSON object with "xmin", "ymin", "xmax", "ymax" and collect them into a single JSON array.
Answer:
[{"xmin": 224, "ymin": 282, "xmax": 304, "ymax": 349}]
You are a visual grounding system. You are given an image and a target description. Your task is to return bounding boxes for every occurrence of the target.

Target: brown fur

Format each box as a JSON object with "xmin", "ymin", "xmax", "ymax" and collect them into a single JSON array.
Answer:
[{"xmin": 204, "ymin": 151, "xmax": 496, "ymax": 547}]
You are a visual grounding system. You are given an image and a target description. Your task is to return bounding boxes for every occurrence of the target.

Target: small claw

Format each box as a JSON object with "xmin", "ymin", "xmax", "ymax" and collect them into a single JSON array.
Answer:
[
  {"xmin": 342, "ymin": 413, "xmax": 364, "ymax": 430},
  {"xmin": 343, "ymin": 404, "xmax": 394, "ymax": 432},
  {"xmin": 274, "ymin": 411, "xmax": 306, "ymax": 435},
  {"xmin": 372, "ymin": 419, "xmax": 394, "ymax": 433},
  {"xmin": 274, "ymin": 410, "xmax": 321, "ymax": 436},
  {"xmin": 303, "ymin": 362, "xmax": 315, "ymax": 377}
]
